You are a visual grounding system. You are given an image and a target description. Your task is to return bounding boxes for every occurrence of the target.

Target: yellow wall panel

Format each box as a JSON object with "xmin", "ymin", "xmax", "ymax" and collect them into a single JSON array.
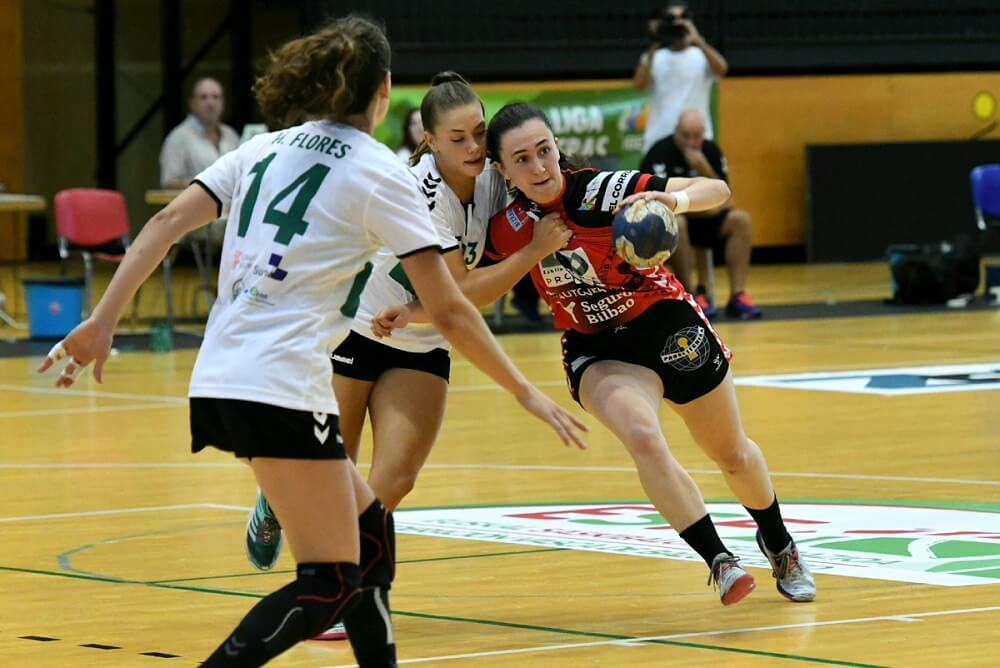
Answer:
[{"xmin": 718, "ymin": 72, "xmax": 1000, "ymax": 246}]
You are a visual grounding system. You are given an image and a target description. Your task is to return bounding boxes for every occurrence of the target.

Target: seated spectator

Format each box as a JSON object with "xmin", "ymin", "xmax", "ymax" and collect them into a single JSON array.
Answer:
[
  {"xmin": 159, "ymin": 77, "xmax": 239, "ymax": 188},
  {"xmin": 396, "ymin": 107, "xmax": 423, "ymax": 164},
  {"xmin": 640, "ymin": 109, "xmax": 761, "ymax": 319}
]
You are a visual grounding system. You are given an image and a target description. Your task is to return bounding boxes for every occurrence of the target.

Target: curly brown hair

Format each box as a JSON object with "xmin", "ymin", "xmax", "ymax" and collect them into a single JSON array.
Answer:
[{"xmin": 253, "ymin": 15, "xmax": 391, "ymax": 130}]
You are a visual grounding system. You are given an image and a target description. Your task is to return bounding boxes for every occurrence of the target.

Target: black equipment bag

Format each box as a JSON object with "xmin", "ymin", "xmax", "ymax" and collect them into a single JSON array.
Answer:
[{"xmin": 887, "ymin": 237, "xmax": 981, "ymax": 304}]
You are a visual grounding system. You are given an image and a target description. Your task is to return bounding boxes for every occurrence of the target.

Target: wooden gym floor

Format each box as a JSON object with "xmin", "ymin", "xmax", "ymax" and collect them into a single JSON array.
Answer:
[{"xmin": 0, "ymin": 263, "xmax": 998, "ymax": 667}]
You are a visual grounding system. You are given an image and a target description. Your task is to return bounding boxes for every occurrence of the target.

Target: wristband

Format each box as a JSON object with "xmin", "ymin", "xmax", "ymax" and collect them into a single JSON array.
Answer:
[{"xmin": 672, "ymin": 190, "xmax": 690, "ymax": 214}]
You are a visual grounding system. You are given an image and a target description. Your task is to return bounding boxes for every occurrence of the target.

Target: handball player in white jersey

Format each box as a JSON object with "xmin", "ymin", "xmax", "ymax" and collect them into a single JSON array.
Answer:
[
  {"xmin": 244, "ymin": 72, "xmax": 575, "ymax": 640},
  {"xmin": 38, "ymin": 17, "xmax": 585, "ymax": 667}
]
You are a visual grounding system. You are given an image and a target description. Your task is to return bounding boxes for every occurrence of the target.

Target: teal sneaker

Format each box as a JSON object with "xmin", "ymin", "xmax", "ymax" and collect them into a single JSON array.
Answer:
[{"xmin": 245, "ymin": 490, "xmax": 283, "ymax": 570}]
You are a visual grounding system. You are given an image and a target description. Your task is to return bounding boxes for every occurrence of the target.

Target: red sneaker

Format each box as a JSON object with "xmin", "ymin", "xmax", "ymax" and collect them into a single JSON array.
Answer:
[
  {"xmin": 725, "ymin": 292, "xmax": 762, "ymax": 320},
  {"xmin": 693, "ymin": 290, "xmax": 718, "ymax": 319},
  {"xmin": 313, "ymin": 621, "xmax": 347, "ymax": 641}
]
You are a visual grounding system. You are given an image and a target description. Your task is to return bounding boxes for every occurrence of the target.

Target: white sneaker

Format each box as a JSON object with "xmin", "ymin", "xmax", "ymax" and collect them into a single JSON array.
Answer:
[
  {"xmin": 313, "ymin": 621, "xmax": 347, "ymax": 641},
  {"xmin": 756, "ymin": 531, "xmax": 816, "ymax": 602},
  {"xmin": 708, "ymin": 553, "xmax": 756, "ymax": 606}
]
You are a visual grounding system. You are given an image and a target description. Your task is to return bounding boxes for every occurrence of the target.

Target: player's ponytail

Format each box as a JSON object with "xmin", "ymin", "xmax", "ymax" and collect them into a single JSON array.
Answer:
[{"xmin": 409, "ymin": 71, "xmax": 484, "ymax": 166}]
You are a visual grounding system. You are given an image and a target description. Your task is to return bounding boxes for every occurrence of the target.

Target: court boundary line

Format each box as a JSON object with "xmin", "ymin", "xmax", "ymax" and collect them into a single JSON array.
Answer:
[
  {"xmin": 0, "ymin": 383, "xmax": 187, "ymax": 404},
  {"xmin": 322, "ymin": 604, "xmax": 998, "ymax": 667},
  {"xmin": 0, "ymin": 403, "xmax": 183, "ymax": 418},
  {"xmin": 0, "ymin": 503, "xmax": 216, "ymax": 523},
  {"xmin": 0, "ymin": 462, "xmax": 996, "ymax": 487}
]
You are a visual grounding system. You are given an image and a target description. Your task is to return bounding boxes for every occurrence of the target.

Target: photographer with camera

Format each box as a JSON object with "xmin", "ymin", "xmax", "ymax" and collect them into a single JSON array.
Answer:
[{"xmin": 633, "ymin": 1, "xmax": 728, "ymax": 156}]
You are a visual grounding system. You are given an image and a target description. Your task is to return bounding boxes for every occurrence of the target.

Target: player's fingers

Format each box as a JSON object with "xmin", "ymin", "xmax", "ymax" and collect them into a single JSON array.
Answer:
[
  {"xmin": 561, "ymin": 412, "xmax": 589, "ymax": 449},
  {"xmin": 551, "ymin": 418, "xmax": 571, "ymax": 447},
  {"xmin": 55, "ymin": 357, "xmax": 86, "ymax": 388},
  {"xmin": 565, "ymin": 410, "xmax": 588, "ymax": 432},
  {"xmin": 39, "ymin": 340, "xmax": 68, "ymax": 373},
  {"xmin": 93, "ymin": 357, "xmax": 105, "ymax": 384}
]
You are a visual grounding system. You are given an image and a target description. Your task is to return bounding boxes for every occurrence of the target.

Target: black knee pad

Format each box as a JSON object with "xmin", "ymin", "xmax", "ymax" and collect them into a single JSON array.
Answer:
[
  {"xmin": 205, "ymin": 562, "xmax": 362, "ymax": 666},
  {"xmin": 294, "ymin": 563, "xmax": 362, "ymax": 637},
  {"xmin": 258, "ymin": 562, "xmax": 362, "ymax": 652},
  {"xmin": 359, "ymin": 501, "xmax": 396, "ymax": 589}
]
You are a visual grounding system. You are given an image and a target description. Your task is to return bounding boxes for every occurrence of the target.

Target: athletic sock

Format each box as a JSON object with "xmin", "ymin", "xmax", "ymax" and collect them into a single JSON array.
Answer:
[
  {"xmin": 745, "ymin": 495, "xmax": 793, "ymax": 554},
  {"xmin": 678, "ymin": 513, "xmax": 730, "ymax": 566}
]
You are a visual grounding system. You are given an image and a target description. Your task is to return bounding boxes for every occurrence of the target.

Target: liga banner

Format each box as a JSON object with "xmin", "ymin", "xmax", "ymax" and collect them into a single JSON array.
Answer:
[{"xmin": 376, "ymin": 83, "xmax": 653, "ymax": 170}]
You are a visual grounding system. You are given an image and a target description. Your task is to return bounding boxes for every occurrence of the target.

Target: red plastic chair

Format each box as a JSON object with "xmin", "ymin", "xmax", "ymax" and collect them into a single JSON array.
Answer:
[{"xmin": 53, "ymin": 188, "xmax": 148, "ymax": 321}]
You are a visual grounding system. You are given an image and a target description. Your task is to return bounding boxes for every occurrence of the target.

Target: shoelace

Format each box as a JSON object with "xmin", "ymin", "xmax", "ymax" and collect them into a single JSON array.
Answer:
[
  {"xmin": 707, "ymin": 554, "xmax": 742, "ymax": 589},
  {"xmin": 773, "ymin": 548, "xmax": 796, "ymax": 580},
  {"xmin": 257, "ymin": 517, "xmax": 279, "ymax": 544}
]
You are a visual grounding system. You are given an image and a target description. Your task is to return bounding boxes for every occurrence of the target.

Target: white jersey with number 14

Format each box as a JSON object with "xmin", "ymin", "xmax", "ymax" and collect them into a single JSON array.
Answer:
[{"xmin": 188, "ymin": 120, "xmax": 442, "ymax": 414}]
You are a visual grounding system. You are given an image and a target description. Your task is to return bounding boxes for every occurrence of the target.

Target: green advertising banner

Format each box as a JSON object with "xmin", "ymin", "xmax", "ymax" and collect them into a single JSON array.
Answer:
[{"xmin": 375, "ymin": 82, "xmax": 653, "ymax": 171}]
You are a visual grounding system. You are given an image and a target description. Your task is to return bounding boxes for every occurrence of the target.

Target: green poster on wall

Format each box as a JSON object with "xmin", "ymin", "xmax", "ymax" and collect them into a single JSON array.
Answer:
[{"xmin": 375, "ymin": 83, "xmax": 653, "ymax": 171}]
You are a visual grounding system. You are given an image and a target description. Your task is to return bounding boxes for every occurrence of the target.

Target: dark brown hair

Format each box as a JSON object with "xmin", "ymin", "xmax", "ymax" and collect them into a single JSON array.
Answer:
[
  {"xmin": 409, "ymin": 71, "xmax": 483, "ymax": 165},
  {"xmin": 486, "ymin": 101, "xmax": 585, "ymax": 171},
  {"xmin": 253, "ymin": 15, "xmax": 390, "ymax": 129}
]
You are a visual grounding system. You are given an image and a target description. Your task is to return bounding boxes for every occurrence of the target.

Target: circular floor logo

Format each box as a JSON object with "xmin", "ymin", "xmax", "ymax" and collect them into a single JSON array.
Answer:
[{"xmin": 396, "ymin": 503, "xmax": 1000, "ymax": 587}]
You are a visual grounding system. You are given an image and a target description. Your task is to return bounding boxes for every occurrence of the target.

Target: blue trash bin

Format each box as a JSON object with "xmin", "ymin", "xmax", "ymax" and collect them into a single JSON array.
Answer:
[{"xmin": 23, "ymin": 277, "xmax": 85, "ymax": 339}]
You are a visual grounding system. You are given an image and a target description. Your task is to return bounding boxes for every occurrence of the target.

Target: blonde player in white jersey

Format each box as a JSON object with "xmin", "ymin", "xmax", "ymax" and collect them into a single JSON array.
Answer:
[
  {"xmin": 244, "ymin": 71, "xmax": 575, "ymax": 640},
  {"xmin": 37, "ymin": 17, "xmax": 586, "ymax": 668}
]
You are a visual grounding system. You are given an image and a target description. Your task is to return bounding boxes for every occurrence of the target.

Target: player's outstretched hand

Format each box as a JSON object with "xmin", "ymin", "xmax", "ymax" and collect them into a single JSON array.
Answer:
[
  {"xmin": 371, "ymin": 304, "xmax": 412, "ymax": 338},
  {"xmin": 36, "ymin": 318, "xmax": 114, "ymax": 387},
  {"xmin": 516, "ymin": 385, "xmax": 588, "ymax": 449}
]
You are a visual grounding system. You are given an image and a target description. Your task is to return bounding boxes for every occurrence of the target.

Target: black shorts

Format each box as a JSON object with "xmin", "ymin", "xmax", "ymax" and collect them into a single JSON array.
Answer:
[
  {"xmin": 687, "ymin": 208, "xmax": 732, "ymax": 248},
  {"xmin": 561, "ymin": 298, "xmax": 730, "ymax": 406},
  {"xmin": 190, "ymin": 397, "xmax": 346, "ymax": 460},
  {"xmin": 331, "ymin": 330, "xmax": 451, "ymax": 382}
]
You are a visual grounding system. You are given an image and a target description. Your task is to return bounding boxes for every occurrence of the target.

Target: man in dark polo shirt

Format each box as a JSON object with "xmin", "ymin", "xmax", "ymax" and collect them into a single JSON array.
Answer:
[{"xmin": 640, "ymin": 109, "xmax": 761, "ymax": 319}]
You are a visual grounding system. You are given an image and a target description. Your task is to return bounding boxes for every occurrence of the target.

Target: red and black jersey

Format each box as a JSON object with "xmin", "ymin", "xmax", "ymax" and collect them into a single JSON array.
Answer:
[{"xmin": 487, "ymin": 168, "xmax": 688, "ymax": 333}]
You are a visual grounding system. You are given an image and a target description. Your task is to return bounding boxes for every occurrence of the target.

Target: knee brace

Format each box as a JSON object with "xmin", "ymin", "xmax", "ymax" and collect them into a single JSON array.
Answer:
[
  {"xmin": 359, "ymin": 501, "xmax": 395, "ymax": 589},
  {"xmin": 204, "ymin": 562, "xmax": 361, "ymax": 666},
  {"xmin": 260, "ymin": 562, "xmax": 362, "ymax": 652}
]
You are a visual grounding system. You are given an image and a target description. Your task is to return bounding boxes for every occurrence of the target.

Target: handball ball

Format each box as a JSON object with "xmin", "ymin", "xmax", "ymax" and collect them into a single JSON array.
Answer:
[{"xmin": 612, "ymin": 198, "xmax": 679, "ymax": 267}]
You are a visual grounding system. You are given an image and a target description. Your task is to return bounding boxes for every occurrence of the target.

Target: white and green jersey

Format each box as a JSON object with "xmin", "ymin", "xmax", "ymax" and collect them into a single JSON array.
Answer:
[
  {"xmin": 351, "ymin": 152, "xmax": 508, "ymax": 353},
  {"xmin": 189, "ymin": 121, "xmax": 442, "ymax": 414}
]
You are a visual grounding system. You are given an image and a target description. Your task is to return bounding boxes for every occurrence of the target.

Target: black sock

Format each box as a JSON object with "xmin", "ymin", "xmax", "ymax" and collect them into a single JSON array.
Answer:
[
  {"xmin": 745, "ymin": 495, "xmax": 792, "ymax": 554},
  {"xmin": 343, "ymin": 500, "xmax": 397, "ymax": 667},
  {"xmin": 678, "ymin": 513, "xmax": 730, "ymax": 566},
  {"xmin": 203, "ymin": 562, "xmax": 361, "ymax": 666}
]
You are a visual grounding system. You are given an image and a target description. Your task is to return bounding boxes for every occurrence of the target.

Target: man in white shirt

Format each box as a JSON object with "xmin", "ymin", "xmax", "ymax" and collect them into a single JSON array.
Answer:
[
  {"xmin": 633, "ymin": 2, "xmax": 728, "ymax": 156},
  {"xmin": 160, "ymin": 77, "xmax": 240, "ymax": 188}
]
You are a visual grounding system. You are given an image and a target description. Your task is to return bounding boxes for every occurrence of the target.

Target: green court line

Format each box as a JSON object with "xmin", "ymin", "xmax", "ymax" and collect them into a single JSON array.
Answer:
[
  {"xmin": 1, "ymin": 563, "xmax": 886, "ymax": 667},
  {"xmin": 148, "ymin": 547, "xmax": 567, "ymax": 585},
  {"xmin": 392, "ymin": 610, "xmax": 888, "ymax": 667},
  {"xmin": 149, "ymin": 569, "xmax": 294, "ymax": 584}
]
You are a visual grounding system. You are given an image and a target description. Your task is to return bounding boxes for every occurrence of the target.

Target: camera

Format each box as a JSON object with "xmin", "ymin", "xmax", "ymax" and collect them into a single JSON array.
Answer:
[{"xmin": 648, "ymin": 5, "xmax": 691, "ymax": 45}]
